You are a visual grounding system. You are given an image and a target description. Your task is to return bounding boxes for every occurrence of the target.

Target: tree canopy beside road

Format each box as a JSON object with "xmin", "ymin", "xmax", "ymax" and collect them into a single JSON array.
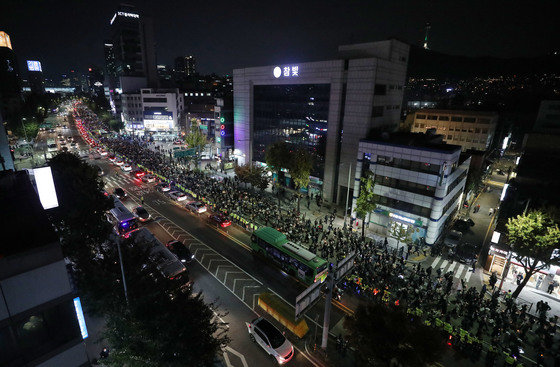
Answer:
[
  {"xmin": 505, "ymin": 209, "xmax": 560, "ymax": 298},
  {"xmin": 48, "ymin": 152, "xmax": 230, "ymax": 365}
]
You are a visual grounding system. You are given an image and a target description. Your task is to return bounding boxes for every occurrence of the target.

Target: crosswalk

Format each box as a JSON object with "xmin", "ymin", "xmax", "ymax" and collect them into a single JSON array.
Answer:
[{"xmin": 427, "ymin": 256, "xmax": 474, "ymax": 283}]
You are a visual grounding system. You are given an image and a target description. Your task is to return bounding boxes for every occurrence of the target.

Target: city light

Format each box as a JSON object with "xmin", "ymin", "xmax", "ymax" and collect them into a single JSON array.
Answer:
[{"xmin": 500, "ymin": 183, "xmax": 509, "ymax": 201}]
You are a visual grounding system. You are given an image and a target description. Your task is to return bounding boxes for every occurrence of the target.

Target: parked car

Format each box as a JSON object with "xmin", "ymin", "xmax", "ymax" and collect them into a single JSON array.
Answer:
[
  {"xmin": 451, "ymin": 242, "xmax": 479, "ymax": 265},
  {"xmin": 246, "ymin": 317, "xmax": 294, "ymax": 364},
  {"xmin": 444, "ymin": 230, "xmax": 463, "ymax": 249},
  {"xmin": 131, "ymin": 169, "xmax": 145, "ymax": 178},
  {"xmin": 142, "ymin": 174, "xmax": 156, "ymax": 183},
  {"xmin": 185, "ymin": 201, "xmax": 207, "ymax": 214},
  {"xmin": 166, "ymin": 240, "xmax": 194, "ymax": 263},
  {"xmin": 168, "ymin": 190, "xmax": 187, "ymax": 202},
  {"xmin": 209, "ymin": 213, "xmax": 232, "ymax": 228},
  {"xmin": 156, "ymin": 182, "xmax": 172, "ymax": 192},
  {"xmin": 121, "ymin": 163, "xmax": 132, "ymax": 172},
  {"xmin": 452, "ymin": 218, "xmax": 475, "ymax": 233}
]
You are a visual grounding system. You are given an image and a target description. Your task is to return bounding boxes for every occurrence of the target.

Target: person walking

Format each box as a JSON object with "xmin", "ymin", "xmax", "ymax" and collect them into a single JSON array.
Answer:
[{"xmin": 489, "ymin": 272, "xmax": 498, "ymax": 289}]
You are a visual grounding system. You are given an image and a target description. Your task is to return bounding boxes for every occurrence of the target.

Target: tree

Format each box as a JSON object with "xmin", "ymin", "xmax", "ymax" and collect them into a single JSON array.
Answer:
[
  {"xmin": 505, "ymin": 210, "xmax": 560, "ymax": 298},
  {"xmin": 265, "ymin": 141, "xmax": 290, "ymax": 185},
  {"xmin": 184, "ymin": 125, "xmax": 208, "ymax": 168},
  {"xmin": 234, "ymin": 163, "xmax": 251, "ymax": 187},
  {"xmin": 354, "ymin": 174, "xmax": 378, "ymax": 238},
  {"xmin": 48, "ymin": 152, "xmax": 114, "ymax": 260},
  {"xmin": 388, "ymin": 222, "xmax": 414, "ymax": 253},
  {"xmin": 76, "ymin": 236, "xmax": 230, "ymax": 366},
  {"xmin": 289, "ymin": 147, "xmax": 313, "ymax": 212},
  {"xmin": 109, "ymin": 118, "xmax": 124, "ymax": 132},
  {"xmin": 344, "ymin": 303, "xmax": 445, "ymax": 366},
  {"xmin": 234, "ymin": 163, "xmax": 270, "ymax": 191}
]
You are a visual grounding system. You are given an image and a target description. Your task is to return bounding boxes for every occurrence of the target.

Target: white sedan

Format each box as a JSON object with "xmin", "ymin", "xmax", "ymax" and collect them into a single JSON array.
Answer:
[
  {"xmin": 121, "ymin": 163, "xmax": 132, "ymax": 172},
  {"xmin": 142, "ymin": 174, "xmax": 156, "ymax": 183},
  {"xmin": 115, "ymin": 160, "xmax": 124, "ymax": 166},
  {"xmin": 186, "ymin": 201, "xmax": 207, "ymax": 214},
  {"xmin": 168, "ymin": 190, "xmax": 187, "ymax": 202}
]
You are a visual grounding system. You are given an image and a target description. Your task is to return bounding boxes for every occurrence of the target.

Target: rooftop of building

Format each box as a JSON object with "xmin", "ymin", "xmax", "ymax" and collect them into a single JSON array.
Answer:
[
  {"xmin": 361, "ymin": 130, "xmax": 461, "ymax": 153},
  {"xmin": 0, "ymin": 170, "xmax": 59, "ymax": 258},
  {"xmin": 414, "ymin": 109, "xmax": 498, "ymax": 117}
]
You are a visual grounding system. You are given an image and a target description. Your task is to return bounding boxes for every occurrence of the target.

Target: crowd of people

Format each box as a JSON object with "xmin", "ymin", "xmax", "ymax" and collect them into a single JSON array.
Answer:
[{"xmin": 77, "ymin": 104, "xmax": 559, "ymax": 366}]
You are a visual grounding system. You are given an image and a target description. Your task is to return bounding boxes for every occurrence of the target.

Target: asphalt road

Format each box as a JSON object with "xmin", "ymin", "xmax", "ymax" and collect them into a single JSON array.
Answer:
[{"xmin": 93, "ymin": 157, "xmax": 330, "ymax": 367}]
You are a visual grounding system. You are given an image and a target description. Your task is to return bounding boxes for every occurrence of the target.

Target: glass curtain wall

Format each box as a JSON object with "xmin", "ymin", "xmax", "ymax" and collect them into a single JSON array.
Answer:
[{"xmin": 253, "ymin": 84, "xmax": 330, "ymax": 179}]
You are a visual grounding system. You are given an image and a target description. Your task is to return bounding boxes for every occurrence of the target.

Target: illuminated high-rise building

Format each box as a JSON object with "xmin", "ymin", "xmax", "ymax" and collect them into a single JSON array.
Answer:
[
  {"xmin": 108, "ymin": 4, "xmax": 157, "ymax": 90},
  {"xmin": 0, "ymin": 31, "xmax": 22, "ymax": 124},
  {"xmin": 26, "ymin": 60, "xmax": 45, "ymax": 94},
  {"xmin": 174, "ymin": 55, "xmax": 196, "ymax": 78},
  {"xmin": 423, "ymin": 23, "xmax": 431, "ymax": 50}
]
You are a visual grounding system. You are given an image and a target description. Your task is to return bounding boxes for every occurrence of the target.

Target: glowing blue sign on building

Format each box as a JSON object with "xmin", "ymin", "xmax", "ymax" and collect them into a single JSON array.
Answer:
[{"xmin": 73, "ymin": 297, "xmax": 88, "ymax": 339}]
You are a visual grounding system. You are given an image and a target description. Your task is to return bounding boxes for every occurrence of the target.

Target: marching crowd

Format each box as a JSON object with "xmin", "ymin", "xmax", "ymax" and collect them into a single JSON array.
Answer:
[{"xmin": 80, "ymin": 107, "xmax": 559, "ymax": 366}]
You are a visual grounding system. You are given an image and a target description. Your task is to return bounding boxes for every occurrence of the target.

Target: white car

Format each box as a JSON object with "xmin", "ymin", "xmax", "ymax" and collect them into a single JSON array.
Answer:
[
  {"xmin": 99, "ymin": 150, "xmax": 108, "ymax": 156},
  {"xmin": 186, "ymin": 201, "xmax": 207, "ymax": 214},
  {"xmin": 247, "ymin": 317, "xmax": 294, "ymax": 364},
  {"xmin": 115, "ymin": 160, "xmax": 124, "ymax": 166},
  {"xmin": 121, "ymin": 163, "xmax": 132, "ymax": 172},
  {"xmin": 168, "ymin": 190, "xmax": 187, "ymax": 202},
  {"xmin": 142, "ymin": 174, "xmax": 156, "ymax": 183}
]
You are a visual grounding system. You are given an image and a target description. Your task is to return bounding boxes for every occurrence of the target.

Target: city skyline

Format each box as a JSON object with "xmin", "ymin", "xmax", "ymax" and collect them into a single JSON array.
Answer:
[{"xmin": 1, "ymin": 0, "xmax": 558, "ymax": 77}]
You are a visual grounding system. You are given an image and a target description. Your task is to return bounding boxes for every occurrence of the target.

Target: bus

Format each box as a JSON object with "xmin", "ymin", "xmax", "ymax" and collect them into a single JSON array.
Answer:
[
  {"xmin": 132, "ymin": 228, "xmax": 187, "ymax": 279},
  {"xmin": 250, "ymin": 227, "xmax": 328, "ymax": 284},
  {"xmin": 107, "ymin": 196, "xmax": 139, "ymax": 238},
  {"xmin": 47, "ymin": 139, "xmax": 58, "ymax": 153}
]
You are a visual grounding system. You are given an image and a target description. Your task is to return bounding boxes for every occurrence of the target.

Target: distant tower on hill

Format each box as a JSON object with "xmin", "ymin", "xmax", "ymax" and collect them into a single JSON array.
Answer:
[{"xmin": 423, "ymin": 23, "xmax": 431, "ymax": 50}]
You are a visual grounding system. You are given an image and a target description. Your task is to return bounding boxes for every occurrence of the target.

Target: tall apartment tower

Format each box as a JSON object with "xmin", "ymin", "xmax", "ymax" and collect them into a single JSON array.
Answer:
[
  {"xmin": 423, "ymin": 23, "xmax": 431, "ymax": 50},
  {"xmin": 174, "ymin": 55, "xmax": 196, "ymax": 78},
  {"xmin": 109, "ymin": 4, "xmax": 157, "ymax": 90}
]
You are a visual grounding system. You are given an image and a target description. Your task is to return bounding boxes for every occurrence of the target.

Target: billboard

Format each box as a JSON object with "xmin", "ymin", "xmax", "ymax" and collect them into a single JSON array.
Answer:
[
  {"xmin": 144, "ymin": 110, "xmax": 173, "ymax": 131},
  {"xmin": 0, "ymin": 31, "xmax": 12, "ymax": 50},
  {"xmin": 33, "ymin": 166, "xmax": 59, "ymax": 210},
  {"xmin": 27, "ymin": 60, "xmax": 42, "ymax": 72}
]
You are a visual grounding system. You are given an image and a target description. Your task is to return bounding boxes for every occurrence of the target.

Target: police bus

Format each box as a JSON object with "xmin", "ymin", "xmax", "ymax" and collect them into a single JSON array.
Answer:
[
  {"xmin": 132, "ymin": 228, "xmax": 186, "ymax": 279},
  {"xmin": 107, "ymin": 196, "xmax": 139, "ymax": 238},
  {"xmin": 250, "ymin": 227, "xmax": 328, "ymax": 284}
]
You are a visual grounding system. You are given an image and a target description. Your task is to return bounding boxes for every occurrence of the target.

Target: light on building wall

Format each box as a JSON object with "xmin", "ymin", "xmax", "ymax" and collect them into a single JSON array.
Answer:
[
  {"xmin": 491, "ymin": 231, "xmax": 501, "ymax": 244},
  {"xmin": 515, "ymin": 156, "xmax": 520, "ymax": 165},
  {"xmin": 73, "ymin": 297, "xmax": 89, "ymax": 339},
  {"xmin": 33, "ymin": 167, "xmax": 59, "ymax": 210},
  {"xmin": 500, "ymin": 183, "xmax": 509, "ymax": 201},
  {"xmin": 389, "ymin": 212, "xmax": 416, "ymax": 225}
]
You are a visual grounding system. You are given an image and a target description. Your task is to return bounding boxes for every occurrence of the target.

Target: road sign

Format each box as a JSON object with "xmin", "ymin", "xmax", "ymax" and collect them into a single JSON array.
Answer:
[
  {"xmin": 295, "ymin": 279, "xmax": 323, "ymax": 320},
  {"xmin": 334, "ymin": 251, "xmax": 356, "ymax": 282},
  {"xmin": 173, "ymin": 148, "xmax": 197, "ymax": 158}
]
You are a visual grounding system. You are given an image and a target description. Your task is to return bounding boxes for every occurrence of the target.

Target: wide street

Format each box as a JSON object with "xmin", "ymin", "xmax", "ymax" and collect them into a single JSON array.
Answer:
[{"xmin": 92, "ymin": 156, "xmax": 339, "ymax": 366}]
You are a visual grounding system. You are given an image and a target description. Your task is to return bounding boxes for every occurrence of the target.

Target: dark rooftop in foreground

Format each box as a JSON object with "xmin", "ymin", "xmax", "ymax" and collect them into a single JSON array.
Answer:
[
  {"xmin": 361, "ymin": 130, "xmax": 462, "ymax": 153},
  {"xmin": 0, "ymin": 170, "xmax": 59, "ymax": 258}
]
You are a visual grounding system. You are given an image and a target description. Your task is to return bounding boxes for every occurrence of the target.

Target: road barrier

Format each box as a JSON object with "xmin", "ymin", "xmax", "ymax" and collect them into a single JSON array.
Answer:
[{"xmin": 258, "ymin": 293, "xmax": 309, "ymax": 338}]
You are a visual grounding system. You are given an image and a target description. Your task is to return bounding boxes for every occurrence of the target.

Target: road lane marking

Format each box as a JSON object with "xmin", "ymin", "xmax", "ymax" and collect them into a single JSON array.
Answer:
[
  {"xmin": 223, "ymin": 271, "xmax": 247, "ymax": 285},
  {"xmin": 440, "ymin": 260, "xmax": 449, "ymax": 271},
  {"xmin": 464, "ymin": 268, "xmax": 473, "ymax": 282},
  {"xmin": 233, "ymin": 278, "xmax": 254, "ymax": 293},
  {"xmin": 242, "ymin": 285, "xmax": 261, "ymax": 301},
  {"xmin": 224, "ymin": 347, "xmax": 249, "ymax": 367}
]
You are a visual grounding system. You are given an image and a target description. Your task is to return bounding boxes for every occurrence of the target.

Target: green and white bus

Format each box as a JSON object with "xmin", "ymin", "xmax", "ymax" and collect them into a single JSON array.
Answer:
[{"xmin": 250, "ymin": 227, "xmax": 328, "ymax": 284}]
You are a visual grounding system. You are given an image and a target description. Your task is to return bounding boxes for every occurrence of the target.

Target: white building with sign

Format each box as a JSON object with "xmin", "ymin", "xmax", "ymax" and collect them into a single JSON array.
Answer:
[
  {"xmin": 121, "ymin": 88, "xmax": 183, "ymax": 136},
  {"xmin": 351, "ymin": 131, "xmax": 470, "ymax": 245},
  {"xmin": 234, "ymin": 39, "xmax": 410, "ymax": 204}
]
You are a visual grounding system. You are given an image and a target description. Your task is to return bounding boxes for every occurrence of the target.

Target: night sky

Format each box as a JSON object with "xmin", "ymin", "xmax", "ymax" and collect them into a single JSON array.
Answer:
[{"xmin": 1, "ymin": 0, "xmax": 557, "ymax": 78}]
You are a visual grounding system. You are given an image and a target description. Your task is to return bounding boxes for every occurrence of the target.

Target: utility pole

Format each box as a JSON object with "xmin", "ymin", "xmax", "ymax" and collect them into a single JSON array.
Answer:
[
  {"xmin": 343, "ymin": 163, "xmax": 353, "ymax": 225},
  {"xmin": 116, "ymin": 240, "xmax": 129, "ymax": 305},
  {"xmin": 321, "ymin": 266, "xmax": 334, "ymax": 350}
]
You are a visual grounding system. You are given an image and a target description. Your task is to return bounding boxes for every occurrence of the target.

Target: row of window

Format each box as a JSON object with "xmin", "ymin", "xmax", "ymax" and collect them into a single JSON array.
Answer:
[
  {"xmin": 374, "ymin": 84, "xmax": 403, "ymax": 95},
  {"xmin": 416, "ymin": 114, "xmax": 492, "ymax": 124},
  {"xmin": 414, "ymin": 123, "xmax": 489, "ymax": 134},
  {"xmin": 143, "ymin": 97, "xmax": 168, "ymax": 103},
  {"xmin": 377, "ymin": 155, "xmax": 441, "ymax": 174},
  {"xmin": 438, "ymin": 189, "xmax": 463, "ymax": 219},
  {"xmin": 446, "ymin": 170, "xmax": 467, "ymax": 196},
  {"xmin": 0, "ymin": 300, "xmax": 81, "ymax": 366},
  {"xmin": 255, "ymin": 238, "xmax": 314, "ymax": 276},
  {"xmin": 377, "ymin": 195, "xmax": 432, "ymax": 218},
  {"xmin": 446, "ymin": 135, "xmax": 485, "ymax": 144},
  {"xmin": 374, "ymin": 174, "xmax": 436, "ymax": 197}
]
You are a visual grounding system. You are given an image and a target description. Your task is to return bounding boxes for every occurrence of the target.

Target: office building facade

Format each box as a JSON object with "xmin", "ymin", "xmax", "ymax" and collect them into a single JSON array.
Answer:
[
  {"xmin": 410, "ymin": 110, "xmax": 498, "ymax": 151},
  {"xmin": 174, "ymin": 55, "xmax": 196, "ymax": 78},
  {"xmin": 234, "ymin": 39, "xmax": 409, "ymax": 202},
  {"xmin": 0, "ymin": 31, "xmax": 22, "ymax": 124},
  {"xmin": 121, "ymin": 88, "xmax": 183, "ymax": 137},
  {"xmin": 0, "ymin": 171, "xmax": 89, "ymax": 366},
  {"xmin": 351, "ymin": 132, "xmax": 470, "ymax": 245}
]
